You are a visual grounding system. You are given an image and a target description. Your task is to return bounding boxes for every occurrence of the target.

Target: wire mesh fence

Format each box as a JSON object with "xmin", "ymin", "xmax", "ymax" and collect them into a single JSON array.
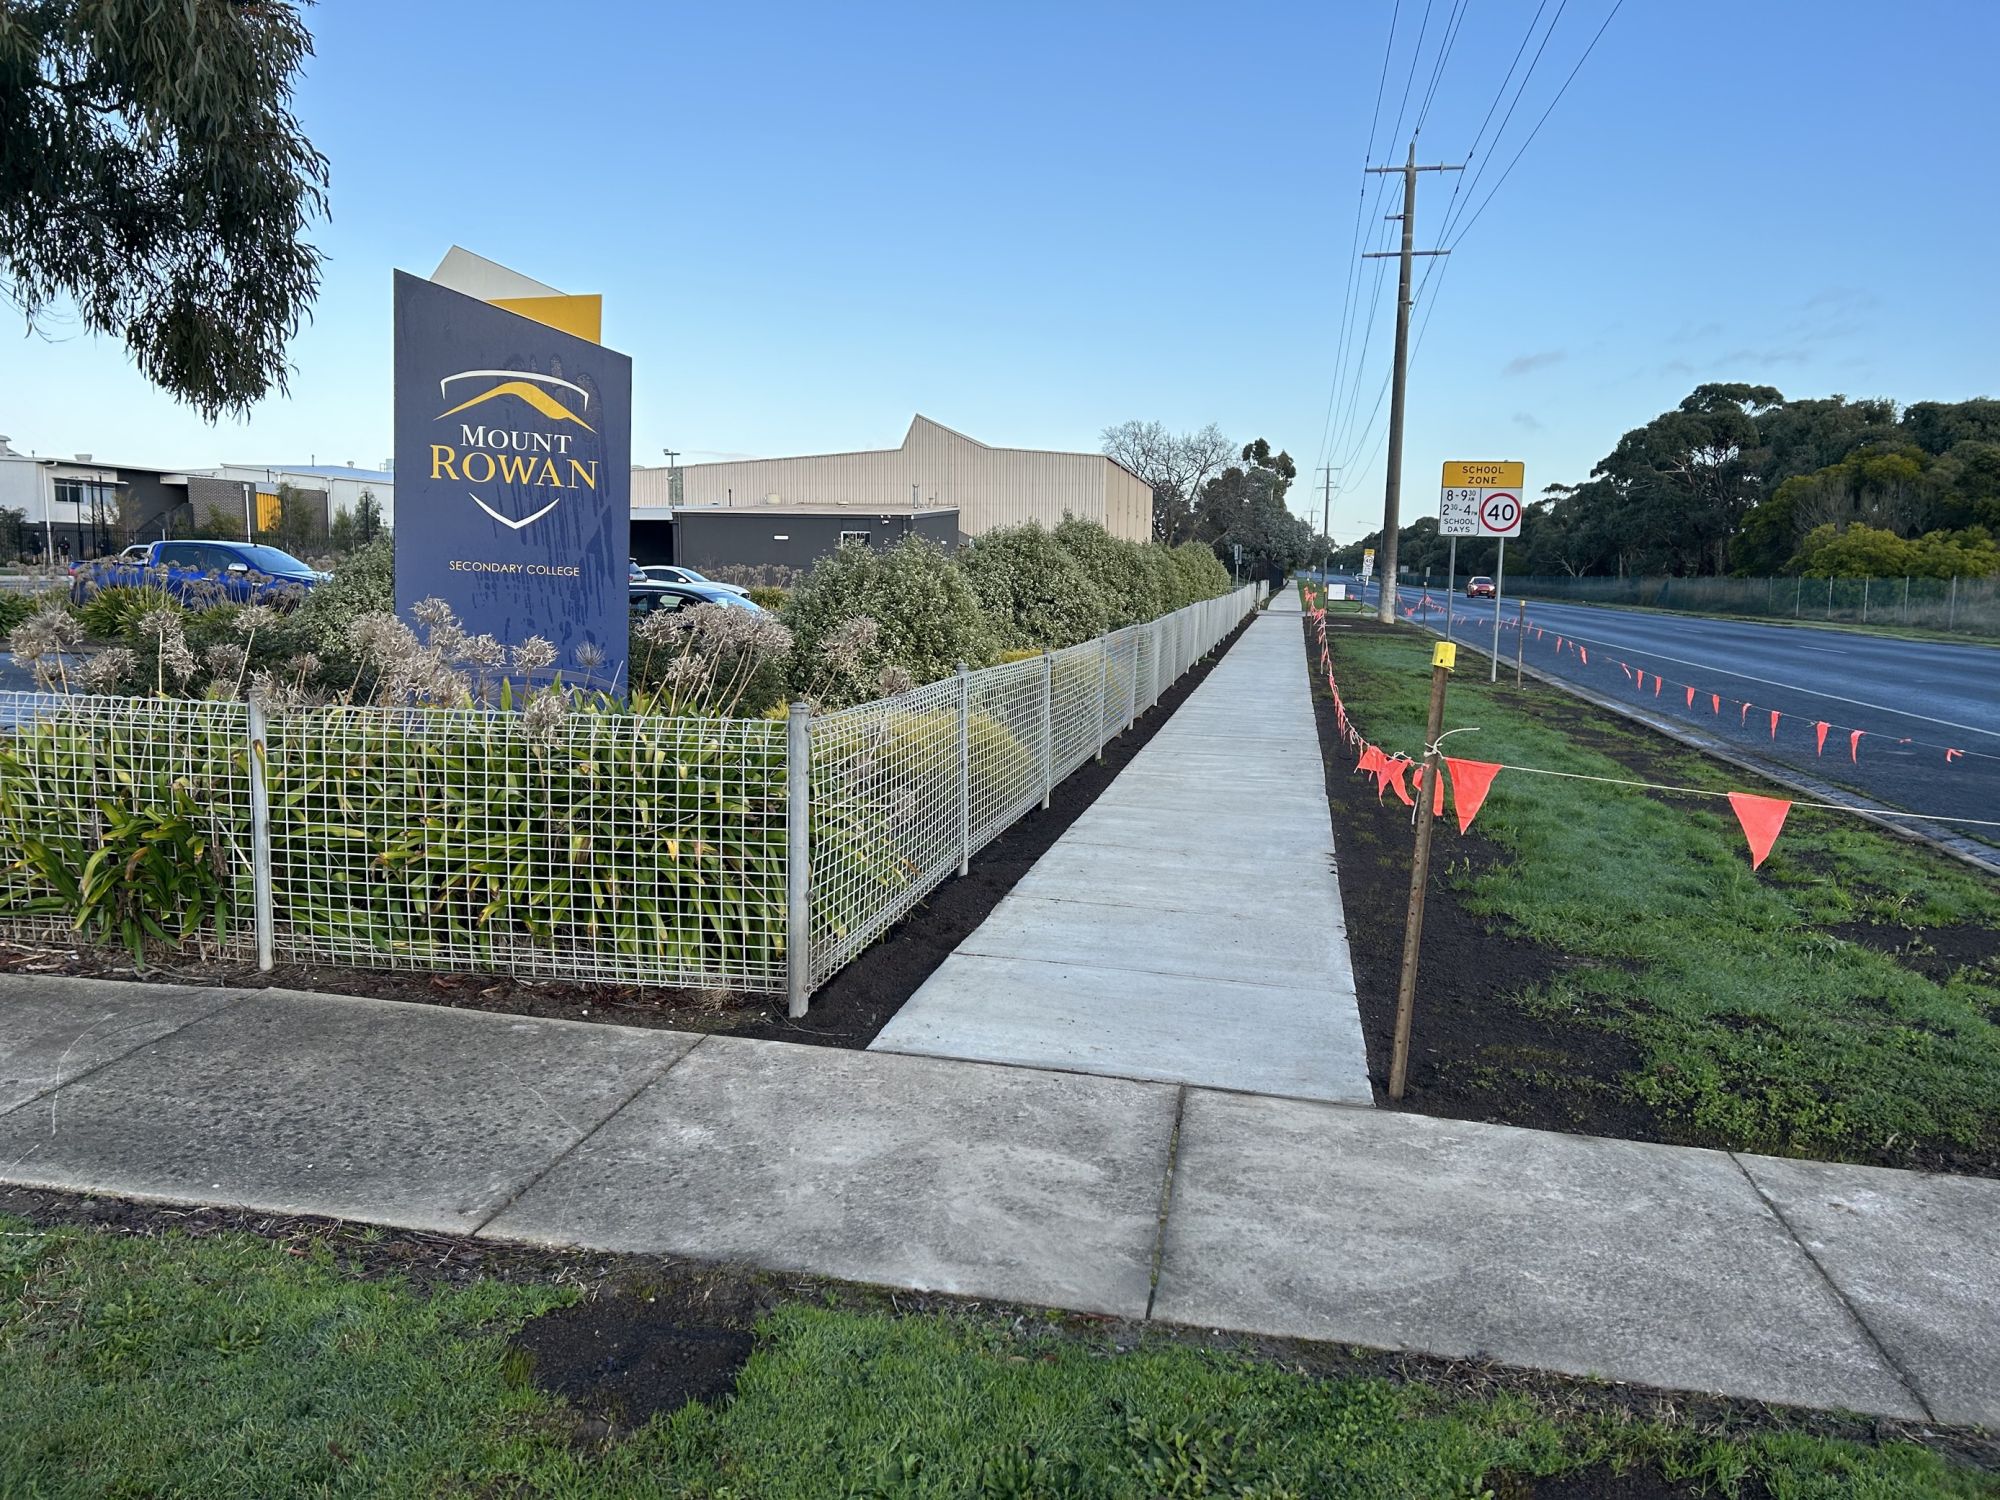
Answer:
[
  {"xmin": 0, "ymin": 695, "xmax": 254, "ymax": 955},
  {"xmin": 0, "ymin": 584, "xmax": 1259, "ymax": 1001},
  {"xmin": 263, "ymin": 707, "xmax": 790, "ymax": 989},
  {"xmin": 1505, "ymin": 573, "xmax": 2000, "ymax": 636}
]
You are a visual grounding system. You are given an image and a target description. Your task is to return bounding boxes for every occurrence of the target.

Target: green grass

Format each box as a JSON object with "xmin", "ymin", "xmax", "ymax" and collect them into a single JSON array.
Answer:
[
  {"xmin": 1327, "ymin": 626, "xmax": 2000, "ymax": 1167},
  {"xmin": 1, "ymin": 1216, "xmax": 1989, "ymax": 1498}
]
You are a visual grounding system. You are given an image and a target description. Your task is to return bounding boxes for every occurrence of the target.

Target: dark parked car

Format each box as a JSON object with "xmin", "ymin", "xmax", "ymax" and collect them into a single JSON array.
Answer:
[
  {"xmin": 629, "ymin": 581, "xmax": 764, "ymax": 617},
  {"xmin": 1466, "ymin": 576, "xmax": 1496, "ymax": 598}
]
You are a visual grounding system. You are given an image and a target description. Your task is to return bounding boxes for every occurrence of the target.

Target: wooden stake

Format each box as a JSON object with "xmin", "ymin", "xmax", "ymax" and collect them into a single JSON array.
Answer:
[{"xmin": 1389, "ymin": 640, "xmax": 1454, "ymax": 1101}]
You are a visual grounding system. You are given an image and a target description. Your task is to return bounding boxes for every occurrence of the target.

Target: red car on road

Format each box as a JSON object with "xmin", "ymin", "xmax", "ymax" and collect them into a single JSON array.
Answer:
[{"xmin": 1466, "ymin": 576, "xmax": 1496, "ymax": 598}]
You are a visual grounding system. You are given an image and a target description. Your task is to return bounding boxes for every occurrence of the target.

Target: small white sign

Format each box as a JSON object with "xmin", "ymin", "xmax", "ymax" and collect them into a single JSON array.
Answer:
[
  {"xmin": 1439, "ymin": 487, "xmax": 1483, "ymax": 536},
  {"xmin": 1328, "ymin": 583, "xmax": 1348, "ymax": 601}
]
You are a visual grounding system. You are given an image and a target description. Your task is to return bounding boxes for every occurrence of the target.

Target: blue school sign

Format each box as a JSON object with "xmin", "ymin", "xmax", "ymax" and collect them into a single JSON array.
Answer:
[{"xmin": 392, "ymin": 270, "xmax": 631, "ymax": 691}]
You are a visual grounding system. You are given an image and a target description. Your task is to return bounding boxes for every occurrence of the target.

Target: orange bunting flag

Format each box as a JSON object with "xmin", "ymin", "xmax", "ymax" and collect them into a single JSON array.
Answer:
[
  {"xmin": 1536, "ymin": 627, "xmax": 1545, "ymax": 640},
  {"xmin": 1814, "ymin": 721, "xmax": 1830, "ymax": 754},
  {"xmin": 1654, "ymin": 676, "xmax": 1663, "ymax": 698},
  {"xmin": 1947, "ymin": 748, "xmax": 1963, "ymax": 762},
  {"xmin": 1382, "ymin": 757, "xmax": 1415, "ymax": 807},
  {"xmin": 1770, "ymin": 709, "xmax": 1781, "ymax": 739},
  {"xmin": 1620, "ymin": 662, "xmax": 1632, "ymax": 680},
  {"xmin": 1711, "ymin": 693, "xmax": 1721, "ymax": 714},
  {"xmin": 1633, "ymin": 670, "xmax": 1645, "ymax": 691},
  {"xmin": 1445, "ymin": 757, "xmax": 1503, "ymax": 833},
  {"xmin": 1580, "ymin": 646, "xmax": 1589, "ymax": 665},
  {"xmin": 1685, "ymin": 685, "xmax": 1696, "ymax": 708},
  {"xmin": 1740, "ymin": 702, "xmax": 1751, "ymax": 726},
  {"xmin": 1410, "ymin": 763, "xmax": 1446, "ymax": 817},
  {"xmin": 1728, "ymin": 791, "xmax": 1792, "ymax": 870},
  {"xmin": 1849, "ymin": 729, "xmax": 1863, "ymax": 762}
]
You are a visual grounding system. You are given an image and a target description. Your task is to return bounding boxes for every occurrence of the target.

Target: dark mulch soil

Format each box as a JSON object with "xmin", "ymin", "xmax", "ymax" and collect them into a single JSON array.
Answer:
[
  {"xmin": 513, "ymin": 1292, "xmax": 755, "ymax": 1437},
  {"xmin": 1828, "ymin": 920, "xmax": 2000, "ymax": 988},
  {"xmin": 1305, "ymin": 617, "xmax": 1670, "ymax": 1139},
  {"xmin": 0, "ymin": 616, "xmax": 1252, "ymax": 1052},
  {"xmin": 5, "ymin": 1183, "xmax": 1990, "ymax": 1484}
]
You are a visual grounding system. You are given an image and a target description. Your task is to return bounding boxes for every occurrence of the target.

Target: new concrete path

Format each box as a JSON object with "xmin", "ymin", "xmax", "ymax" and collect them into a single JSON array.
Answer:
[
  {"xmin": 871, "ymin": 592, "xmax": 1372, "ymax": 1103},
  {"xmin": 2, "ymin": 974, "xmax": 1996, "ymax": 1425}
]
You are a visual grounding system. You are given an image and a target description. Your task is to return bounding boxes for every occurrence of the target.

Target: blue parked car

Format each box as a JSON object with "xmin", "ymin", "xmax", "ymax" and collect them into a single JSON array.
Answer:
[{"xmin": 73, "ymin": 540, "xmax": 324, "ymax": 608}]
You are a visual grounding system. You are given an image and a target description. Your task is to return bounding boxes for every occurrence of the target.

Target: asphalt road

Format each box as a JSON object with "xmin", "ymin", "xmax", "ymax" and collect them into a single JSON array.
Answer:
[{"xmin": 1321, "ymin": 576, "xmax": 2000, "ymax": 851}]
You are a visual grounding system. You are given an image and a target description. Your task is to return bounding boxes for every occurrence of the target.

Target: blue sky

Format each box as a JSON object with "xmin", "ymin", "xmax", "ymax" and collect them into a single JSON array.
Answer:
[{"xmin": 4, "ymin": 0, "xmax": 1996, "ymax": 541}]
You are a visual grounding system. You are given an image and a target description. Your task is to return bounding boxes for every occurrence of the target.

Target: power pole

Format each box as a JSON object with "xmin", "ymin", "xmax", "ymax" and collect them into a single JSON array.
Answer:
[
  {"xmin": 1316, "ymin": 465, "xmax": 1337, "ymax": 583},
  {"xmin": 1364, "ymin": 142, "xmax": 1461, "ymax": 624}
]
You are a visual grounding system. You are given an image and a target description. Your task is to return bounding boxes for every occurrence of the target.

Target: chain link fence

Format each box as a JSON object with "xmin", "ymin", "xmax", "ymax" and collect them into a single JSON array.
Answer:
[
  {"xmin": 0, "ymin": 584, "xmax": 1260, "ymax": 1003},
  {"xmin": 1504, "ymin": 573, "xmax": 2000, "ymax": 636}
]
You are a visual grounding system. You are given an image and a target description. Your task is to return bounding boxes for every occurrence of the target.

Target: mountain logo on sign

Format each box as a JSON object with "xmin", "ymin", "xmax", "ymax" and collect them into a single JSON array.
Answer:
[{"xmin": 426, "ymin": 369, "xmax": 601, "ymax": 532}]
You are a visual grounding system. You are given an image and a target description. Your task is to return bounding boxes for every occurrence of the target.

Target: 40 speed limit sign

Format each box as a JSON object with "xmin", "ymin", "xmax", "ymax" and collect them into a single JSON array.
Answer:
[{"xmin": 1440, "ymin": 461, "xmax": 1525, "ymax": 538}]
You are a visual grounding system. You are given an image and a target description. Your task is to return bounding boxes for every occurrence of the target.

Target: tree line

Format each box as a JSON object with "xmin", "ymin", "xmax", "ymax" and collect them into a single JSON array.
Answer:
[
  {"xmin": 1330, "ymin": 385, "xmax": 2000, "ymax": 581},
  {"xmin": 1100, "ymin": 421, "xmax": 1332, "ymax": 582}
]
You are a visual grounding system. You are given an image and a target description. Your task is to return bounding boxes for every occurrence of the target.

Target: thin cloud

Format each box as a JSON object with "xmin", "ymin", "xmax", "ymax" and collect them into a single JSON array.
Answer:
[
  {"xmin": 1719, "ymin": 347, "xmax": 1811, "ymax": 369},
  {"xmin": 1512, "ymin": 411, "xmax": 1543, "ymax": 432},
  {"xmin": 1502, "ymin": 350, "xmax": 1565, "ymax": 377}
]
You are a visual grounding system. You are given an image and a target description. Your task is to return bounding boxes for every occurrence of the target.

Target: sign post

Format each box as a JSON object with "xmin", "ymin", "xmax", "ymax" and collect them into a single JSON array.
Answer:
[
  {"xmin": 393, "ymin": 265, "xmax": 632, "ymax": 696},
  {"xmin": 1361, "ymin": 547, "xmax": 1375, "ymax": 607},
  {"xmin": 1440, "ymin": 461, "xmax": 1524, "ymax": 681}
]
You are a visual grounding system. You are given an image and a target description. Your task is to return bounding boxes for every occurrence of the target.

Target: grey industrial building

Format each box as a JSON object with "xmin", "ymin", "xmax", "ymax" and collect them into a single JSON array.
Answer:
[{"xmin": 653, "ymin": 505, "xmax": 960, "ymax": 575}]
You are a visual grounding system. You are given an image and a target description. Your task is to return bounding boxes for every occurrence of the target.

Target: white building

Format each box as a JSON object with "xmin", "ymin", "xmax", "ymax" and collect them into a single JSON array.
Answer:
[
  {"xmin": 198, "ymin": 464, "xmax": 396, "ymax": 527},
  {"xmin": 0, "ymin": 437, "xmax": 393, "ymax": 560},
  {"xmin": 633, "ymin": 415, "xmax": 1153, "ymax": 542}
]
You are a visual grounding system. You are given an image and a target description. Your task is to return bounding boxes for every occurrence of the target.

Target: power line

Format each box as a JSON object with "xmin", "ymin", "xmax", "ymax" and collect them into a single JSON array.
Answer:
[
  {"xmin": 1413, "ymin": 0, "xmax": 1474, "ymax": 138},
  {"xmin": 1447, "ymin": 0, "xmax": 1627, "ymax": 250},
  {"xmin": 1387, "ymin": 0, "xmax": 1438, "ymax": 152},
  {"xmin": 1437, "ymin": 0, "xmax": 1571, "ymax": 245},
  {"xmin": 1315, "ymin": 0, "xmax": 1407, "ymax": 481}
]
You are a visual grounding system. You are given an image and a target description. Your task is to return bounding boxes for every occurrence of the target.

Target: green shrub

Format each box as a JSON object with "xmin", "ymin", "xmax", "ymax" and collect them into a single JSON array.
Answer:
[
  {"xmin": 263, "ymin": 537, "xmax": 393, "ymax": 681},
  {"xmin": 1165, "ymin": 542, "xmax": 1232, "ymax": 608},
  {"xmin": 1052, "ymin": 517, "xmax": 1164, "ymax": 628},
  {"xmin": 76, "ymin": 585, "xmax": 178, "ymax": 640},
  {"xmin": 782, "ymin": 537, "xmax": 996, "ymax": 706},
  {"xmin": 956, "ymin": 522, "xmax": 1109, "ymax": 649},
  {"xmin": 0, "ymin": 589, "xmax": 52, "ymax": 643},
  {"xmin": 746, "ymin": 585, "xmax": 790, "ymax": 611},
  {"xmin": 0, "ymin": 707, "xmax": 246, "ymax": 965}
]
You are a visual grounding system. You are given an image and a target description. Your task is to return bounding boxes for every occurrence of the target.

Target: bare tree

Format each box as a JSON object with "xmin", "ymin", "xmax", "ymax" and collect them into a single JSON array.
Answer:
[{"xmin": 1101, "ymin": 420, "xmax": 1236, "ymax": 543}]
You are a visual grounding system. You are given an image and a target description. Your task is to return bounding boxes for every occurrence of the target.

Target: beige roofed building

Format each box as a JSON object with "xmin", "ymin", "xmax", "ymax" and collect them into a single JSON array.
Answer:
[{"xmin": 632, "ymin": 415, "xmax": 1152, "ymax": 542}]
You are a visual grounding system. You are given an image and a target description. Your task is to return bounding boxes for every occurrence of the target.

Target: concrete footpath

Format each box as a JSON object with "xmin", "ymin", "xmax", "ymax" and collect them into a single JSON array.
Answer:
[
  {"xmin": 1, "ymin": 972, "xmax": 1995, "ymax": 1427},
  {"xmin": 872, "ymin": 588, "xmax": 1372, "ymax": 1103}
]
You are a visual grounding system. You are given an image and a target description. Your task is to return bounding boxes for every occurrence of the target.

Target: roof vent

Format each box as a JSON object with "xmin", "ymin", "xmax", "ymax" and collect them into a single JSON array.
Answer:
[{"xmin": 75, "ymin": 452, "xmax": 92, "ymax": 462}]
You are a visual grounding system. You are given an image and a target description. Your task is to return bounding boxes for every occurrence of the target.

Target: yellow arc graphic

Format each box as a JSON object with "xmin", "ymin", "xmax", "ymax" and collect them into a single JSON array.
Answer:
[{"xmin": 438, "ymin": 380, "xmax": 594, "ymax": 431}]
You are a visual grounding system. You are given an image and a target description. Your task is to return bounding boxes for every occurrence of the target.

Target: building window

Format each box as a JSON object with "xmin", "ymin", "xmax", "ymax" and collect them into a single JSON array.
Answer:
[
  {"xmin": 52, "ymin": 477, "xmax": 120, "ymax": 558},
  {"xmin": 839, "ymin": 530, "xmax": 871, "ymax": 547}
]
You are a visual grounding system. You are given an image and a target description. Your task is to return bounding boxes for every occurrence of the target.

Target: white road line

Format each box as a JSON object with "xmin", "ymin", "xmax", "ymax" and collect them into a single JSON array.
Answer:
[{"xmin": 1389, "ymin": 589, "xmax": 2000, "ymax": 741}]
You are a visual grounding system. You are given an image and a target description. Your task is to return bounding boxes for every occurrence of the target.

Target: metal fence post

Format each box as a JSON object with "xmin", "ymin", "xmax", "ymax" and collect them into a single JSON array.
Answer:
[
  {"xmin": 956, "ymin": 663, "xmax": 971, "ymax": 877},
  {"xmin": 1039, "ymin": 649, "xmax": 1054, "ymax": 810},
  {"xmin": 245, "ymin": 695, "xmax": 275, "ymax": 972},
  {"xmin": 1096, "ymin": 632, "xmax": 1110, "ymax": 760},
  {"xmin": 785, "ymin": 702, "xmax": 811, "ymax": 1019},
  {"xmin": 1949, "ymin": 574, "xmax": 1959, "ymax": 629}
]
